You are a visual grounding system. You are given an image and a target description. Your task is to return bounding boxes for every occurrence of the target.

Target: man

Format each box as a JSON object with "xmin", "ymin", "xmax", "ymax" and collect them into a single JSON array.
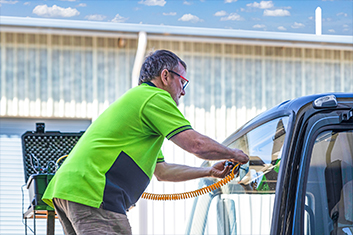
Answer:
[{"xmin": 43, "ymin": 50, "xmax": 248, "ymax": 235}]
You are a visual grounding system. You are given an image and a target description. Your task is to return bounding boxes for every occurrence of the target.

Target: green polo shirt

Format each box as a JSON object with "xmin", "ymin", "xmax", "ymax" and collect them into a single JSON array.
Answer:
[{"xmin": 43, "ymin": 82, "xmax": 192, "ymax": 214}]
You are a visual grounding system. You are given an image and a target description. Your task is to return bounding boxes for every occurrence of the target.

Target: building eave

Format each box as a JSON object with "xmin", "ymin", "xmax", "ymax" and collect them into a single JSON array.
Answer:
[{"xmin": 1, "ymin": 16, "xmax": 352, "ymax": 50}]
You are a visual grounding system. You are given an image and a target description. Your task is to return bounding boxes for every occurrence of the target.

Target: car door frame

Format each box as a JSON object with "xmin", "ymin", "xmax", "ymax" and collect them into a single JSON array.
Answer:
[{"xmin": 291, "ymin": 110, "xmax": 353, "ymax": 234}]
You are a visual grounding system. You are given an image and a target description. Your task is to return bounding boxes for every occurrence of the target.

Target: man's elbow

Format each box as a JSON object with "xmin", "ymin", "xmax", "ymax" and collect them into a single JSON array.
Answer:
[
  {"xmin": 155, "ymin": 174, "xmax": 164, "ymax": 182},
  {"xmin": 154, "ymin": 164, "xmax": 168, "ymax": 181}
]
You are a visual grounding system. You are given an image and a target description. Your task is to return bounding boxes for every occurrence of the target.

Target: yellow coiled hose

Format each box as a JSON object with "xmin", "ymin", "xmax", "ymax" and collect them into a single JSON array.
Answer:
[
  {"xmin": 56, "ymin": 155, "xmax": 239, "ymax": 201},
  {"xmin": 141, "ymin": 163, "xmax": 239, "ymax": 201}
]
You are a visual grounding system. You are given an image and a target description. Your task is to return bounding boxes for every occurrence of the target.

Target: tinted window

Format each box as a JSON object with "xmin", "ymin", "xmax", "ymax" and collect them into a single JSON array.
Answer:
[
  {"xmin": 228, "ymin": 116, "xmax": 288, "ymax": 192},
  {"xmin": 304, "ymin": 130, "xmax": 353, "ymax": 235}
]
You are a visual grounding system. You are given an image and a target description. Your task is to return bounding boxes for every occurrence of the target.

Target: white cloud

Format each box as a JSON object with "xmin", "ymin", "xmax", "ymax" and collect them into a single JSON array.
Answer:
[
  {"xmin": 225, "ymin": 0, "xmax": 237, "ymax": 3},
  {"xmin": 220, "ymin": 12, "xmax": 244, "ymax": 21},
  {"xmin": 163, "ymin": 12, "xmax": 176, "ymax": 16},
  {"xmin": 328, "ymin": 29, "xmax": 335, "ymax": 33},
  {"xmin": 32, "ymin": 4, "xmax": 80, "ymax": 17},
  {"xmin": 253, "ymin": 24, "xmax": 266, "ymax": 28},
  {"xmin": 291, "ymin": 22, "xmax": 305, "ymax": 28},
  {"xmin": 337, "ymin": 12, "xmax": 348, "ymax": 17},
  {"xmin": 343, "ymin": 25, "xmax": 350, "ymax": 31},
  {"xmin": 183, "ymin": 1, "xmax": 192, "ymax": 5},
  {"xmin": 138, "ymin": 0, "xmax": 166, "ymax": 6},
  {"xmin": 278, "ymin": 26, "xmax": 286, "ymax": 30},
  {"xmin": 178, "ymin": 14, "xmax": 203, "ymax": 23},
  {"xmin": 214, "ymin": 10, "xmax": 227, "ymax": 16},
  {"xmin": 247, "ymin": 1, "xmax": 273, "ymax": 9},
  {"xmin": 0, "ymin": 0, "xmax": 18, "ymax": 4},
  {"xmin": 264, "ymin": 9, "xmax": 290, "ymax": 16},
  {"xmin": 111, "ymin": 14, "xmax": 128, "ymax": 23},
  {"xmin": 308, "ymin": 16, "xmax": 313, "ymax": 20},
  {"xmin": 85, "ymin": 14, "xmax": 106, "ymax": 21},
  {"xmin": 24, "ymin": 2, "xmax": 30, "ymax": 5},
  {"xmin": 252, "ymin": 17, "xmax": 261, "ymax": 21},
  {"xmin": 77, "ymin": 3, "xmax": 86, "ymax": 7}
]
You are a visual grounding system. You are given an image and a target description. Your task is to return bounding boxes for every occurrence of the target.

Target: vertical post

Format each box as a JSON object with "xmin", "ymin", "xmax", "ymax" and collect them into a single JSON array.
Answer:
[
  {"xmin": 34, "ymin": 211, "xmax": 36, "ymax": 235},
  {"xmin": 315, "ymin": 7, "xmax": 322, "ymax": 35},
  {"xmin": 25, "ymin": 217, "xmax": 28, "ymax": 235},
  {"xmin": 92, "ymin": 36, "xmax": 98, "ymax": 120},
  {"xmin": 46, "ymin": 211, "xmax": 55, "ymax": 235},
  {"xmin": 139, "ymin": 199, "xmax": 148, "ymax": 235},
  {"xmin": 131, "ymin": 31, "xmax": 147, "ymax": 88},
  {"xmin": 1, "ymin": 32, "xmax": 7, "ymax": 116},
  {"xmin": 128, "ymin": 31, "xmax": 148, "ymax": 235}
]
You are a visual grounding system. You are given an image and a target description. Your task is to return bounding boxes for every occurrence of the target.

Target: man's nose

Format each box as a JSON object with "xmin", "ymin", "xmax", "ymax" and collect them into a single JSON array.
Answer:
[{"xmin": 181, "ymin": 89, "xmax": 186, "ymax": 96}]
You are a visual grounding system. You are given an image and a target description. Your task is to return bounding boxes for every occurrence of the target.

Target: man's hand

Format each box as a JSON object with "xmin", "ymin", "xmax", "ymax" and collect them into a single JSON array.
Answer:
[
  {"xmin": 209, "ymin": 161, "xmax": 232, "ymax": 178},
  {"xmin": 230, "ymin": 148, "xmax": 249, "ymax": 164}
]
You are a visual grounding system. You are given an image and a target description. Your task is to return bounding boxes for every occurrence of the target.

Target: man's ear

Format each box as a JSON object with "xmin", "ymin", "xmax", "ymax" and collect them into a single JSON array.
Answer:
[{"xmin": 161, "ymin": 69, "xmax": 169, "ymax": 86}]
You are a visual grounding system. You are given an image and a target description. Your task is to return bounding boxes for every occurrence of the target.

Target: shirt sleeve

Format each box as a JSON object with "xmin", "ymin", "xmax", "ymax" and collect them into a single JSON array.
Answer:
[
  {"xmin": 157, "ymin": 150, "xmax": 165, "ymax": 163},
  {"xmin": 141, "ymin": 92, "xmax": 192, "ymax": 140}
]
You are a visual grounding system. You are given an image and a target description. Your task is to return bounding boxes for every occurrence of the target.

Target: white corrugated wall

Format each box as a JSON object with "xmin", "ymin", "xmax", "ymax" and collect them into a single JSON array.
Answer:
[
  {"xmin": 0, "ymin": 32, "xmax": 353, "ymax": 235},
  {"xmin": 0, "ymin": 33, "xmax": 136, "ymax": 119},
  {"xmin": 0, "ymin": 118, "xmax": 91, "ymax": 235}
]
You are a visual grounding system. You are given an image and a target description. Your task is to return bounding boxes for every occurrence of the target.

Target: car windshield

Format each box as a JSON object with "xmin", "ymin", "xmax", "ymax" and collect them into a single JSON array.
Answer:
[{"xmin": 186, "ymin": 116, "xmax": 289, "ymax": 235}]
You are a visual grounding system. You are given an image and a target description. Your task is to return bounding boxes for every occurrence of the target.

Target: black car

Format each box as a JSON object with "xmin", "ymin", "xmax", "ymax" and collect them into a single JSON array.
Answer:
[{"xmin": 186, "ymin": 93, "xmax": 353, "ymax": 235}]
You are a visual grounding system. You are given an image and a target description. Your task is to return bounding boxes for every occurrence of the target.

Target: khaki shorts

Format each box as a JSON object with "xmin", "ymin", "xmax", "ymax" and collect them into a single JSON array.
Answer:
[{"xmin": 53, "ymin": 198, "xmax": 132, "ymax": 235}]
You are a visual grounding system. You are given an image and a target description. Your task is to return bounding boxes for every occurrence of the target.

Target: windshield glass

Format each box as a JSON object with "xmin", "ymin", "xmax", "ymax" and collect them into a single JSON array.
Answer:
[
  {"xmin": 303, "ymin": 130, "xmax": 353, "ymax": 235},
  {"xmin": 186, "ymin": 116, "xmax": 289, "ymax": 235}
]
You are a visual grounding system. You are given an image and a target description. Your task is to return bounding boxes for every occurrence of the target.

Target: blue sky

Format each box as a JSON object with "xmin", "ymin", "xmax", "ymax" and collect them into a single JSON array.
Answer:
[{"xmin": 0, "ymin": 0, "xmax": 352, "ymax": 35}]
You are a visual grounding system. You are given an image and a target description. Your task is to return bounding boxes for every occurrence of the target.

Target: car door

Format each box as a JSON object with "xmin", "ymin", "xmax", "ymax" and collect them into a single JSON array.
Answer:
[
  {"xmin": 185, "ymin": 115, "xmax": 291, "ymax": 235},
  {"xmin": 292, "ymin": 110, "xmax": 353, "ymax": 235}
]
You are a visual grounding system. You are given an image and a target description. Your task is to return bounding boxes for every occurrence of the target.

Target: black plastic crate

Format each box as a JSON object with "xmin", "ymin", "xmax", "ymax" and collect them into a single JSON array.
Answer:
[
  {"xmin": 21, "ymin": 123, "xmax": 84, "ymax": 183},
  {"xmin": 21, "ymin": 123, "xmax": 84, "ymax": 210}
]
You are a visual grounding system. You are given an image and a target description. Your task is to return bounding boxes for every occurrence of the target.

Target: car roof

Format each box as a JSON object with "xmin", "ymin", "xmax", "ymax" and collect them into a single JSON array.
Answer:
[{"xmin": 223, "ymin": 92, "xmax": 353, "ymax": 145}]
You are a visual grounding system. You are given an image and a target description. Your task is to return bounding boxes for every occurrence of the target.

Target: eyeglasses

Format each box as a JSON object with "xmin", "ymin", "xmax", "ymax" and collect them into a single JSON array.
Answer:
[{"xmin": 168, "ymin": 70, "xmax": 189, "ymax": 90}]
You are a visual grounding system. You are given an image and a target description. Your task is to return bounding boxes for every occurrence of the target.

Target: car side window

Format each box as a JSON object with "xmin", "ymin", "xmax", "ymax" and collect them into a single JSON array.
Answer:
[
  {"xmin": 304, "ymin": 130, "xmax": 353, "ymax": 235},
  {"xmin": 229, "ymin": 116, "xmax": 289, "ymax": 192}
]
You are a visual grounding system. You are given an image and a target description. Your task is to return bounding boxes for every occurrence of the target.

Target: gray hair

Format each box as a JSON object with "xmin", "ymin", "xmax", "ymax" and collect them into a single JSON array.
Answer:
[{"xmin": 138, "ymin": 50, "xmax": 187, "ymax": 85}]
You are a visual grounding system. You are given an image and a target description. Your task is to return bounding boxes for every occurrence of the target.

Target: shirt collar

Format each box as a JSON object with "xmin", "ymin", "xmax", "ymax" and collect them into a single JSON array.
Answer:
[{"xmin": 143, "ymin": 81, "xmax": 157, "ymax": 87}]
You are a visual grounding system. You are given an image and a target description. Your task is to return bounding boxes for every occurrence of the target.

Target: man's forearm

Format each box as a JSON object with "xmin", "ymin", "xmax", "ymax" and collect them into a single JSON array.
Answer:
[
  {"xmin": 171, "ymin": 129, "xmax": 248, "ymax": 163},
  {"xmin": 154, "ymin": 162, "xmax": 211, "ymax": 182},
  {"xmin": 190, "ymin": 135, "xmax": 236, "ymax": 160}
]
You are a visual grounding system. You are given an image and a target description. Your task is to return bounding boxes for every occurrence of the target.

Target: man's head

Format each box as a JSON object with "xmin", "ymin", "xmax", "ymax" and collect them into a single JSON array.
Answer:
[{"xmin": 139, "ymin": 50, "xmax": 188, "ymax": 106}]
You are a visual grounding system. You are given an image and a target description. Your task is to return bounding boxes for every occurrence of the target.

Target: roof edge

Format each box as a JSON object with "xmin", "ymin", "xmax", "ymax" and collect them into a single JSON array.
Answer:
[{"xmin": 1, "ymin": 16, "xmax": 352, "ymax": 45}]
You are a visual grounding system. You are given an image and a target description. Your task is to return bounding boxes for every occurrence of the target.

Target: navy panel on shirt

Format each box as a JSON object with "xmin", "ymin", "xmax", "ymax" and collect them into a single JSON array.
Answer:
[{"xmin": 102, "ymin": 151, "xmax": 150, "ymax": 214}]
